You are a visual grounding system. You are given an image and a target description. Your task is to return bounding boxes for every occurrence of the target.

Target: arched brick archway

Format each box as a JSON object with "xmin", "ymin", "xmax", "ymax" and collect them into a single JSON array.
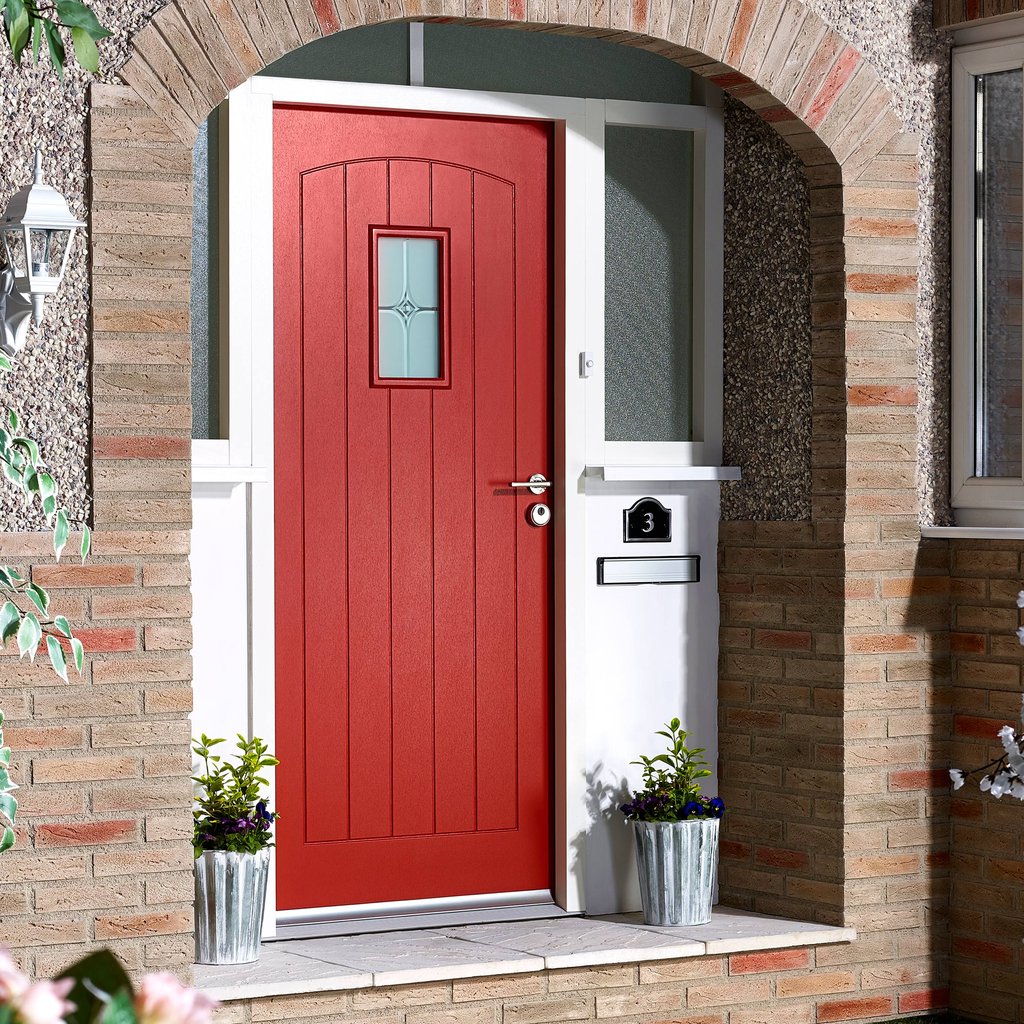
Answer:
[{"xmin": 81, "ymin": 0, "xmax": 927, "ymax": 976}]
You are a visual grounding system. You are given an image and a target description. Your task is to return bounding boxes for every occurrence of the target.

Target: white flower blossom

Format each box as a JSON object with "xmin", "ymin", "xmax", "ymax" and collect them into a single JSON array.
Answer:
[
  {"xmin": 1016, "ymin": 590, "xmax": 1024, "ymax": 609},
  {"xmin": 949, "ymin": 769, "xmax": 966, "ymax": 790},
  {"xmin": 980, "ymin": 774, "xmax": 992, "ymax": 792},
  {"xmin": 991, "ymin": 770, "xmax": 1013, "ymax": 798},
  {"xmin": 999, "ymin": 725, "xmax": 1020, "ymax": 758},
  {"xmin": 1012, "ymin": 779, "xmax": 1024, "ymax": 800}
]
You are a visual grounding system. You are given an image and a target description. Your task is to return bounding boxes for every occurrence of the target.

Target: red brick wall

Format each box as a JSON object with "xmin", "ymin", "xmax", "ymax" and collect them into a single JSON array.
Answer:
[
  {"xmin": 950, "ymin": 540, "xmax": 1024, "ymax": 1023},
  {"xmin": 936, "ymin": 0, "xmax": 1024, "ymax": 28}
]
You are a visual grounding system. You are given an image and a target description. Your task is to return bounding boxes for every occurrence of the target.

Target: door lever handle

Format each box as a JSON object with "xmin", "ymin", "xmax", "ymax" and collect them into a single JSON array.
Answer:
[{"xmin": 510, "ymin": 473, "xmax": 552, "ymax": 495}]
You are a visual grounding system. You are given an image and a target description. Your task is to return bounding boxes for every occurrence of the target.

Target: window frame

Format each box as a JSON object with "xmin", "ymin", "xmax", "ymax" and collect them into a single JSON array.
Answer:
[
  {"xmin": 952, "ymin": 39, "xmax": 1024, "ymax": 524},
  {"xmin": 584, "ymin": 93, "xmax": 724, "ymax": 468},
  {"xmin": 370, "ymin": 225, "xmax": 452, "ymax": 389}
]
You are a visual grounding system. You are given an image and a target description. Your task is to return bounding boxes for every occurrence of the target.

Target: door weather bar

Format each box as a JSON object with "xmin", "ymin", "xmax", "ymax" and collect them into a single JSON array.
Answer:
[{"xmin": 278, "ymin": 888, "xmax": 554, "ymax": 926}]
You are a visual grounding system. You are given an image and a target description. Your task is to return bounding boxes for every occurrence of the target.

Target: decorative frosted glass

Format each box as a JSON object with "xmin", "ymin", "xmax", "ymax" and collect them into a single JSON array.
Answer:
[
  {"xmin": 378, "ymin": 237, "xmax": 441, "ymax": 379},
  {"xmin": 975, "ymin": 69, "xmax": 1023, "ymax": 479},
  {"xmin": 605, "ymin": 125, "xmax": 693, "ymax": 442}
]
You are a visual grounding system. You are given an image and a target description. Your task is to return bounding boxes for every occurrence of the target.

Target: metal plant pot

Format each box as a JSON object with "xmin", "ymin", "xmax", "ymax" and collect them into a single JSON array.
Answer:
[
  {"xmin": 194, "ymin": 848, "xmax": 270, "ymax": 964},
  {"xmin": 632, "ymin": 818, "xmax": 719, "ymax": 926}
]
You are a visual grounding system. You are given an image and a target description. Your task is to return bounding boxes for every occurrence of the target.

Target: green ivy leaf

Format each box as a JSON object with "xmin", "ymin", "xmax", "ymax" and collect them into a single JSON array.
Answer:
[
  {"xmin": 0, "ymin": 601, "xmax": 20, "ymax": 646},
  {"xmin": 0, "ymin": 352, "xmax": 12, "ymax": 372},
  {"xmin": 0, "ymin": 826, "xmax": 13, "ymax": 854},
  {"xmin": 6, "ymin": 409, "xmax": 17, "ymax": 434},
  {"xmin": 0, "ymin": 767, "xmax": 12, "ymax": 791},
  {"xmin": 4, "ymin": 0, "xmax": 28, "ymax": 63},
  {"xmin": 56, "ymin": 0, "xmax": 111, "ymax": 38},
  {"xmin": 0, "ymin": 792, "xmax": 17, "ymax": 823},
  {"xmin": 70, "ymin": 635, "xmax": 84, "ymax": 674},
  {"xmin": 15, "ymin": 439, "xmax": 40, "ymax": 465},
  {"xmin": 53, "ymin": 614, "xmax": 71, "ymax": 638},
  {"xmin": 46, "ymin": 635, "xmax": 67, "ymax": 682},
  {"xmin": 25, "ymin": 582, "xmax": 48, "ymax": 615},
  {"xmin": 69, "ymin": 25, "xmax": 97, "ymax": 72},
  {"xmin": 16, "ymin": 611, "xmax": 40, "ymax": 660},
  {"xmin": 81, "ymin": 523, "xmax": 91, "ymax": 564},
  {"xmin": 30, "ymin": 15, "xmax": 39, "ymax": 61},
  {"xmin": 42, "ymin": 19, "xmax": 65, "ymax": 77},
  {"xmin": 54, "ymin": 508, "xmax": 69, "ymax": 560}
]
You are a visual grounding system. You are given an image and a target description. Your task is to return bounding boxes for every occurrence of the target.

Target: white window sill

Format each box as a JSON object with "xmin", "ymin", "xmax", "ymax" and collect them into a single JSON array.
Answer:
[
  {"xmin": 922, "ymin": 525, "xmax": 1024, "ymax": 540},
  {"xmin": 589, "ymin": 466, "xmax": 742, "ymax": 482},
  {"xmin": 194, "ymin": 908, "xmax": 855, "ymax": 1001}
]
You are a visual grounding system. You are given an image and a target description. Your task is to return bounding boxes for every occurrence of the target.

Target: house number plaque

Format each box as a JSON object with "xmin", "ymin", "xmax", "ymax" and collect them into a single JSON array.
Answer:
[{"xmin": 624, "ymin": 497, "xmax": 672, "ymax": 543}]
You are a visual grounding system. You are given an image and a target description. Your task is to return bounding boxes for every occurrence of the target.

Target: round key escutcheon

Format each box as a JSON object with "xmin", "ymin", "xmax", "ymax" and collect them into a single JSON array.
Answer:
[{"xmin": 528, "ymin": 503, "xmax": 551, "ymax": 527}]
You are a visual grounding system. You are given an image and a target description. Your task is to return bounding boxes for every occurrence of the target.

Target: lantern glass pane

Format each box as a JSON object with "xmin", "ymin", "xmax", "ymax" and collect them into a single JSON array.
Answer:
[
  {"xmin": 3, "ymin": 229, "xmax": 26, "ymax": 275},
  {"xmin": 29, "ymin": 228, "xmax": 69, "ymax": 279}
]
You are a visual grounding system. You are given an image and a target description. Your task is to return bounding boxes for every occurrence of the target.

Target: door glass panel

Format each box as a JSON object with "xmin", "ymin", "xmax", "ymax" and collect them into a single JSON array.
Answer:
[
  {"xmin": 975, "ymin": 69, "xmax": 1023, "ymax": 478},
  {"xmin": 605, "ymin": 125, "xmax": 693, "ymax": 442},
  {"xmin": 377, "ymin": 236, "xmax": 441, "ymax": 379},
  {"xmin": 191, "ymin": 107, "xmax": 223, "ymax": 439}
]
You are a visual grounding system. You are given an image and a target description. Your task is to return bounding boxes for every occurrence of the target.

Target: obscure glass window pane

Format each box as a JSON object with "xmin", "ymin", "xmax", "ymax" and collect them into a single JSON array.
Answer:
[
  {"xmin": 605, "ymin": 125, "xmax": 693, "ymax": 442},
  {"xmin": 261, "ymin": 22, "xmax": 410, "ymax": 84},
  {"xmin": 976, "ymin": 69, "xmax": 1023, "ymax": 478},
  {"xmin": 191, "ymin": 107, "xmax": 221, "ymax": 440},
  {"xmin": 423, "ymin": 24, "xmax": 691, "ymax": 103},
  {"xmin": 378, "ymin": 236, "xmax": 441, "ymax": 379}
]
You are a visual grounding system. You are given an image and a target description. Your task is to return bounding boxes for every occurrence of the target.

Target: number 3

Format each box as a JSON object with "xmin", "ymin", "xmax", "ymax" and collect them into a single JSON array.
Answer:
[{"xmin": 642, "ymin": 512, "xmax": 655, "ymax": 533}]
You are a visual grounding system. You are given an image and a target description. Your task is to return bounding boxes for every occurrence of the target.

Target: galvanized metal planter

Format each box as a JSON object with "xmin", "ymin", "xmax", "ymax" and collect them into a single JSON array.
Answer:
[
  {"xmin": 633, "ymin": 818, "xmax": 719, "ymax": 926},
  {"xmin": 194, "ymin": 848, "xmax": 270, "ymax": 964}
]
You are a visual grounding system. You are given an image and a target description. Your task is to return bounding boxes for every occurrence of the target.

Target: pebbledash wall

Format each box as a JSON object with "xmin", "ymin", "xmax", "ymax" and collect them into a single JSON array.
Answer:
[{"xmin": 0, "ymin": 0, "xmax": 1021, "ymax": 1023}]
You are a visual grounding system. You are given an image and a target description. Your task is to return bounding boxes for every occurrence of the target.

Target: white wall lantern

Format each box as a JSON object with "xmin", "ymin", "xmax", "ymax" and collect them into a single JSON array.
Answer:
[{"xmin": 0, "ymin": 150, "xmax": 84, "ymax": 355}]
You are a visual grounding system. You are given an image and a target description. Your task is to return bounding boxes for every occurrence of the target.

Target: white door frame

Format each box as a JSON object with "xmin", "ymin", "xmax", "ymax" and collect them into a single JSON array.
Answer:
[{"xmin": 203, "ymin": 75, "xmax": 721, "ymax": 935}]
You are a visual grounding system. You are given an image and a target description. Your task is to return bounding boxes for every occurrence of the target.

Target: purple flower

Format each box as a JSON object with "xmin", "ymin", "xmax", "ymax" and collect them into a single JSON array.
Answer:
[{"xmin": 681, "ymin": 801, "xmax": 704, "ymax": 819}]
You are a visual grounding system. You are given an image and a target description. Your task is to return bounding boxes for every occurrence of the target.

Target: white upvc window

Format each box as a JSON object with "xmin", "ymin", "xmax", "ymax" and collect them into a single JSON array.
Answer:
[{"xmin": 952, "ymin": 39, "xmax": 1024, "ymax": 525}]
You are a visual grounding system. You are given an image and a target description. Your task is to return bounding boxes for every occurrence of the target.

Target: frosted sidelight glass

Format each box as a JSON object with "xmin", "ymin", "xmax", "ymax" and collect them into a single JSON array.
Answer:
[
  {"xmin": 605, "ymin": 125, "xmax": 693, "ymax": 442},
  {"xmin": 975, "ymin": 69, "xmax": 1024, "ymax": 479},
  {"xmin": 191, "ymin": 108, "xmax": 222, "ymax": 439},
  {"xmin": 378, "ymin": 236, "xmax": 441, "ymax": 379}
]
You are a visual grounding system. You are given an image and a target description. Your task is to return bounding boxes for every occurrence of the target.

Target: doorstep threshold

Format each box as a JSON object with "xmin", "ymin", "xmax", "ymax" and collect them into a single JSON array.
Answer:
[{"xmin": 194, "ymin": 908, "xmax": 856, "ymax": 1002}]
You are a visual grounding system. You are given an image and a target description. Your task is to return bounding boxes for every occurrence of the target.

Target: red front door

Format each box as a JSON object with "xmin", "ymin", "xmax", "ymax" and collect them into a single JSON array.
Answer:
[{"xmin": 273, "ymin": 105, "xmax": 554, "ymax": 912}]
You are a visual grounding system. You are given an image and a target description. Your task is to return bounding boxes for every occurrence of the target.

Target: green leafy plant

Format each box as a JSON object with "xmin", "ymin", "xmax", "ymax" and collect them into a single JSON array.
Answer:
[
  {"xmin": 0, "ymin": 710, "xmax": 15, "ymax": 854},
  {"xmin": 0, "ymin": 388, "xmax": 90, "ymax": 681},
  {"xmin": 0, "ymin": 946, "xmax": 216, "ymax": 1024},
  {"xmin": 193, "ymin": 734, "xmax": 279, "ymax": 857},
  {"xmin": 619, "ymin": 717, "xmax": 725, "ymax": 822},
  {"xmin": 1, "ymin": 0, "xmax": 111, "ymax": 76}
]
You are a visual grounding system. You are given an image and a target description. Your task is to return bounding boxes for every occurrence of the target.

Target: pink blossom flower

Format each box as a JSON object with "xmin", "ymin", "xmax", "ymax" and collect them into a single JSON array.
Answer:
[
  {"xmin": 0, "ymin": 950, "xmax": 31, "ymax": 1002},
  {"xmin": 135, "ymin": 972, "xmax": 217, "ymax": 1024},
  {"xmin": 12, "ymin": 979, "xmax": 74, "ymax": 1024}
]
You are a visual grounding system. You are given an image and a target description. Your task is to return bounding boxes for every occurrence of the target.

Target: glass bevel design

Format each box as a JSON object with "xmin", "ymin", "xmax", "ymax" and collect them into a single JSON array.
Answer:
[
  {"xmin": 377, "ymin": 235, "xmax": 442, "ymax": 380},
  {"xmin": 974, "ymin": 69, "xmax": 1024, "ymax": 479}
]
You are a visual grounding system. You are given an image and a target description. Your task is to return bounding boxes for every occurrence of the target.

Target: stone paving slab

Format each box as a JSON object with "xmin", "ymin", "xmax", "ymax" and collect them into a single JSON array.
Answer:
[{"xmin": 194, "ymin": 908, "xmax": 856, "ymax": 999}]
